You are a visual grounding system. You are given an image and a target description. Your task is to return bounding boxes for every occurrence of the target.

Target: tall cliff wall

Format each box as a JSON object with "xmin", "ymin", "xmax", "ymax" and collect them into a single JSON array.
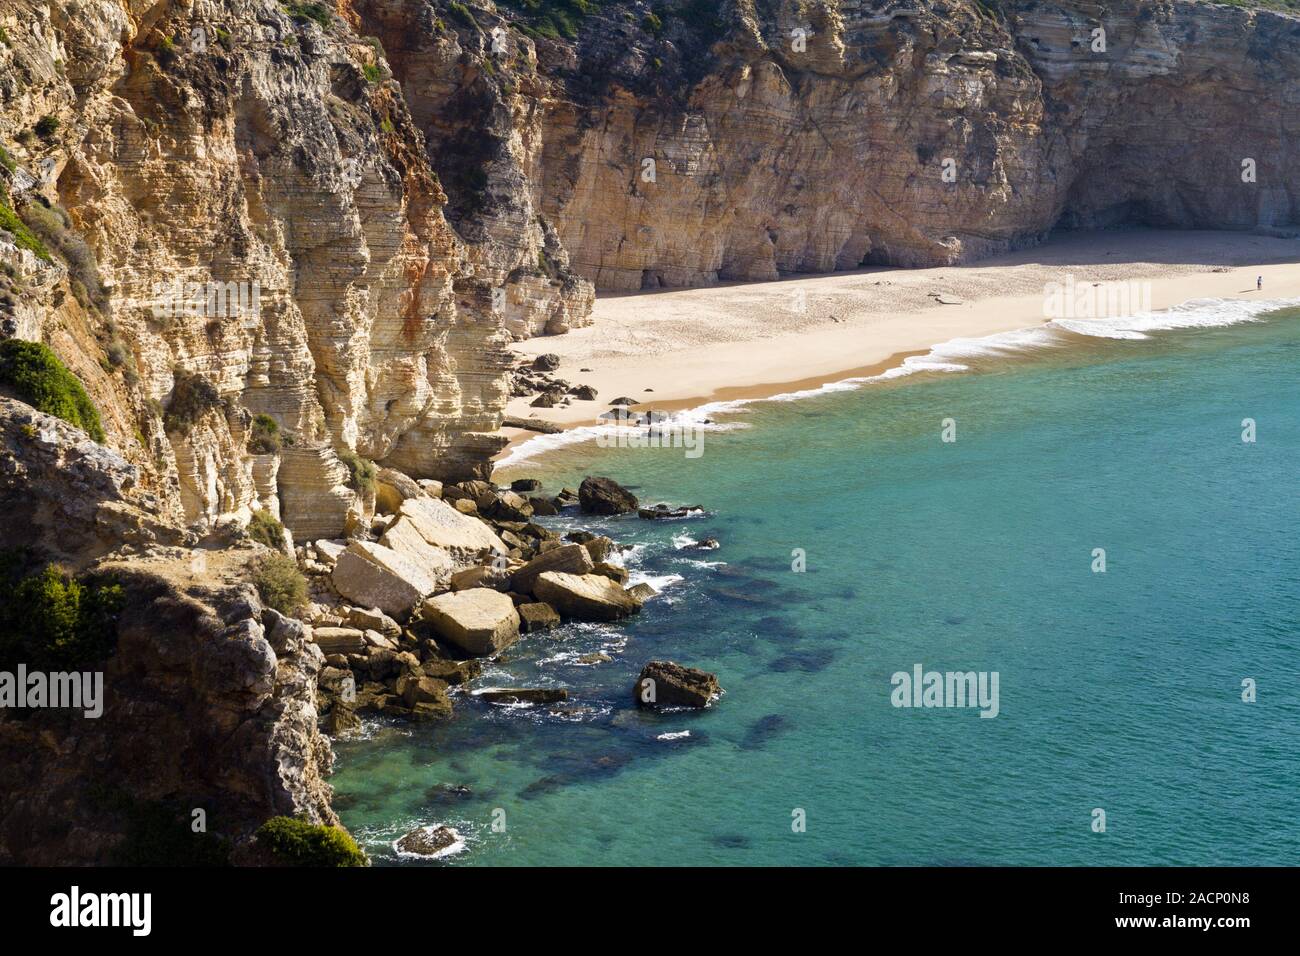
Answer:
[
  {"xmin": 1, "ymin": 0, "xmax": 1296, "ymax": 542},
  {"xmin": 517, "ymin": 0, "xmax": 1300, "ymax": 289}
]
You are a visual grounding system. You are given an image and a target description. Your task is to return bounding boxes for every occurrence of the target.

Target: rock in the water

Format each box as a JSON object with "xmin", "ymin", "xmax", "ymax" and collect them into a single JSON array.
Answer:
[
  {"xmin": 695, "ymin": 538, "xmax": 721, "ymax": 550},
  {"xmin": 331, "ymin": 541, "xmax": 441, "ymax": 617},
  {"xmin": 511, "ymin": 478, "xmax": 542, "ymax": 492},
  {"xmin": 396, "ymin": 673, "xmax": 454, "ymax": 716},
  {"xmin": 478, "ymin": 489, "xmax": 533, "ymax": 522},
  {"xmin": 518, "ymin": 602, "xmax": 561, "ymax": 633},
  {"xmin": 533, "ymin": 572, "xmax": 642, "ymax": 621},
  {"xmin": 527, "ymin": 496, "xmax": 559, "ymax": 516},
  {"xmin": 581, "ymin": 535, "xmax": 616, "ymax": 563},
  {"xmin": 633, "ymin": 661, "xmax": 722, "ymax": 709},
  {"xmin": 395, "ymin": 825, "xmax": 461, "ymax": 858},
  {"xmin": 638, "ymin": 503, "xmax": 699, "ymax": 520},
  {"xmin": 578, "ymin": 476, "xmax": 638, "ymax": 515},
  {"xmin": 475, "ymin": 687, "xmax": 569, "ymax": 704},
  {"xmin": 511, "ymin": 543, "xmax": 596, "ymax": 595},
  {"xmin": 626, "ymin": 582, "xmax": 658, "ymax": 604},
  {"xmin": 421, "ymin": 589, "xmax": 521, "ymax": 656},
  {"xmin": 421, "ymin": 658, "xmax": 483, "ymax": 685},
  {"xmin": 324, "ymin": 702, "xmax": 362, "ymax": 736}
]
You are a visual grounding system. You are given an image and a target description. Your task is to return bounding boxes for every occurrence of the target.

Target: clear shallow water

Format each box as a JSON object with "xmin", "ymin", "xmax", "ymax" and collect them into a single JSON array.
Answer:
[{"xmin": 333, "ymin": 305, "xmax": 1300, "ymax": 866}]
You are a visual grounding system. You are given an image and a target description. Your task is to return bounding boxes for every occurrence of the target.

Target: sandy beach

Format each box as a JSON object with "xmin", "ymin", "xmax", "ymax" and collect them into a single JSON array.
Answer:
[{"xmin": 498, "ymin": 229, "xmax": 1300, "ymax": 453}]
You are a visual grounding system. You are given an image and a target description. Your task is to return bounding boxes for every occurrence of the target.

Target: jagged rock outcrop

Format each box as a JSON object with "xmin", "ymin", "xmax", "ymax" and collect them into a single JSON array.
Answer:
[
  {"xmin": 0, "ymin": 545, "xmax": 337, "ymax": 865},
  {"xmin": 0, "ymin": 398, "xmax": 336, "ymax": 864},
  {"xmin": 0, "ymin": 397, "xmax": 185, "ymax": 567}
]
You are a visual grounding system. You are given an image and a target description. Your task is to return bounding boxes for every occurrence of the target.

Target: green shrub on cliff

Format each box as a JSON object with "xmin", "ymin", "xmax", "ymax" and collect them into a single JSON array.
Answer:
[
  {"xmin": 282, "ymin": 2, "xmax": 332, "ymax": 27},
  {"xmin": 164, "ymin": 368, "xmax": 222, "ymax": 436},
  {"xmin": 247, "ymin": 510, "xmax": 287, "ymax": 550},
  {"xmin": 0, "ymin": 339, "xmax": 105, "ymax": 441},
  {"xmin": 248, "ymin": 413, "xmax": 282, "ymax": 454},
  {"xmin": 254, "ymin": 554, "xmax": 307, "ymax": 615},
  {"xmin": 0, "ymin": 198, "xmax": 53, "ymax": 262},
  {"xmin": 0, "ymin": 559, "xmax": 125, "ymax": 670},
  {"xmin": 254, "ymin": 816, "xmax": 367, "ymax": 866},
  {"xmin": 338, "ymin": 448, "xmax": 376, "ymax": 494}
]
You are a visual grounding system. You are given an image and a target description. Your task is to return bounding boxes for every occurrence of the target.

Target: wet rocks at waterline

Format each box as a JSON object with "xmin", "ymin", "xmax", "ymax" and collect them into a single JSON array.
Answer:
[{"xmin": 299, "ymin": 471, "xmax": 708, "ymax": 734}]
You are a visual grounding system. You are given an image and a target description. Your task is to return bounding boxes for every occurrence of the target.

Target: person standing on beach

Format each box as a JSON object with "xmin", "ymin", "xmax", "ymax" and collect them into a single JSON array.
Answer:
[{"xmin": 1257, "ymin": 275, "xmax": 1263, "ymax": 291}]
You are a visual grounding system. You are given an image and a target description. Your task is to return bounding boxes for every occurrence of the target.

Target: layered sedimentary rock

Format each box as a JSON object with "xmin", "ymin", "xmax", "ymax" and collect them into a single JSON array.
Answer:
[{"xmin": 525, "ymin": 0, "xmax": 1300, "ymax": 289}]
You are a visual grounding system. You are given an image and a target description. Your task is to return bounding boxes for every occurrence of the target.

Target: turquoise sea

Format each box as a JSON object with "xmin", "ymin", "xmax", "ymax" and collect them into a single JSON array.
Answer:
[{"xmin": 331, "ymin": 299, "xmax": 1300, "ymax": 866}]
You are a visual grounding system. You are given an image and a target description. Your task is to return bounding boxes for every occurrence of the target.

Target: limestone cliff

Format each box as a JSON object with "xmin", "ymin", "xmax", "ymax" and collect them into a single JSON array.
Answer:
[
  {"xmin": 516, "ymin": 0, "xmax": 1300, "ymax": 288},
  {"xmin": 2, "ymin": 0, "xmax": 1295, "ymax": 541}
]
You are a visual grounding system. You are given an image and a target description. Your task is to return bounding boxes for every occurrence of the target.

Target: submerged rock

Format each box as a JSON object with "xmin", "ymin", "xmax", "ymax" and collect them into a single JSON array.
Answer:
[
  {"xmin": 634, "ymin": 661, "xmax": 722, "ymax": 709},
  {"xmin": 395, "ymin": 826, "xmax": 462, "ymax": 859},
  {"xmin": 475, "ymin": 687, "xmax": 569, "ymax": 705}
]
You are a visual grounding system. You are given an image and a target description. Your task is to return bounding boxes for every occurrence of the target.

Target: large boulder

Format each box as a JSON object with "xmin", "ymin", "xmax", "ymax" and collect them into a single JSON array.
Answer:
[
  {"xmin": 396, "ymin": 497, "xmax": 507, "ymax": 563},
  {"xmin": 477, "ymin": 490, "xmax": 533, "ymax": 522},
  {"xmin": 533, "ymin": 572, "xmax": 642, "ymax": 622},
  {"xmin": 378, "ymin": 516, "xmax": 457, "ymax": 581},
  {"xmin": 633, "ymin": 661, "xmax": 722, "ymax": 709},
  {"xmin": 450, "ymin": 564, "xmax": 514, "ymax": 591},
  {"xmin": 421, "ymin": 589, "xmax": 521, "ymax": 656},
  {"xmin": 374, "ymin": 467, "xmax": 422, "ymax": 514},
  {"xmin": 332, "ymin": 541, "xmax": 439, "ymax": 617},
  {"xmin": 511, "ymin": 544, "xmax": 595, "ymax": 595},
  {"xmin": 395, "ymin": 673, "xmax": 454, "ymax": 716},
  {"xmin": 579, "ymin": 476, "xmax": 638, "ymax": 515}
]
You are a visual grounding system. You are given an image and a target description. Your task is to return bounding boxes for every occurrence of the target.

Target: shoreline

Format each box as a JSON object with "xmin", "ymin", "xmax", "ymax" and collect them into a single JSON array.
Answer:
[{"xmin": 496, "ymin": 229, "xmax": 1300, "ymax": 466}]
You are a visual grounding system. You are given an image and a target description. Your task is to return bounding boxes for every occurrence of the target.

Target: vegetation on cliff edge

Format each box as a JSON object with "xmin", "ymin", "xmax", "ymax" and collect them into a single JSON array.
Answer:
[
  {"xmin": 254, "ymin": 553, "xmax": 307, "ymax": 615},
  {"xmin": 0, "ymin": 556, "xmax": 125, "ymax": 671},
  {"xmin": 254, "ymin": 816, "xmax": 367, "ymax": 866},
  {"xmin": 0, "ymin": 339, "xmax": 105, "ymax": 441}
]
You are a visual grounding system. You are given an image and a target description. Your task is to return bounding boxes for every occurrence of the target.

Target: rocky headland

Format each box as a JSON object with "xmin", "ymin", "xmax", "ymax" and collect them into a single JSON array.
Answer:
[{"xmin": 1, "ymin": 0, "xmax": 1296, "ymax": 863}]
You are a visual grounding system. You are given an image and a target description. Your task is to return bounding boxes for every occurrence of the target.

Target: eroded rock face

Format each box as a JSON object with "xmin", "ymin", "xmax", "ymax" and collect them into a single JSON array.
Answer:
[
  {"xmin": 544, "ymin": 0, "xmax": 1300, "ymax": 288},
  {"xmin": 361, "ymin": 1, "xmax": 1300, "ymax": 291},
  {"xmin": 3, "ymin": 1, "xmax": 1295, "ymax": 546},
  {"xmin": 0, "ymin": 557, "xmax": 337, "ymax": 865},
  {"xmin": 0, "ymin": 0, "xmax": 543, "ymax": 542},
  {"xmin": 0, "ymin": 398, "xmax": 185, "ymax": 567}
]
